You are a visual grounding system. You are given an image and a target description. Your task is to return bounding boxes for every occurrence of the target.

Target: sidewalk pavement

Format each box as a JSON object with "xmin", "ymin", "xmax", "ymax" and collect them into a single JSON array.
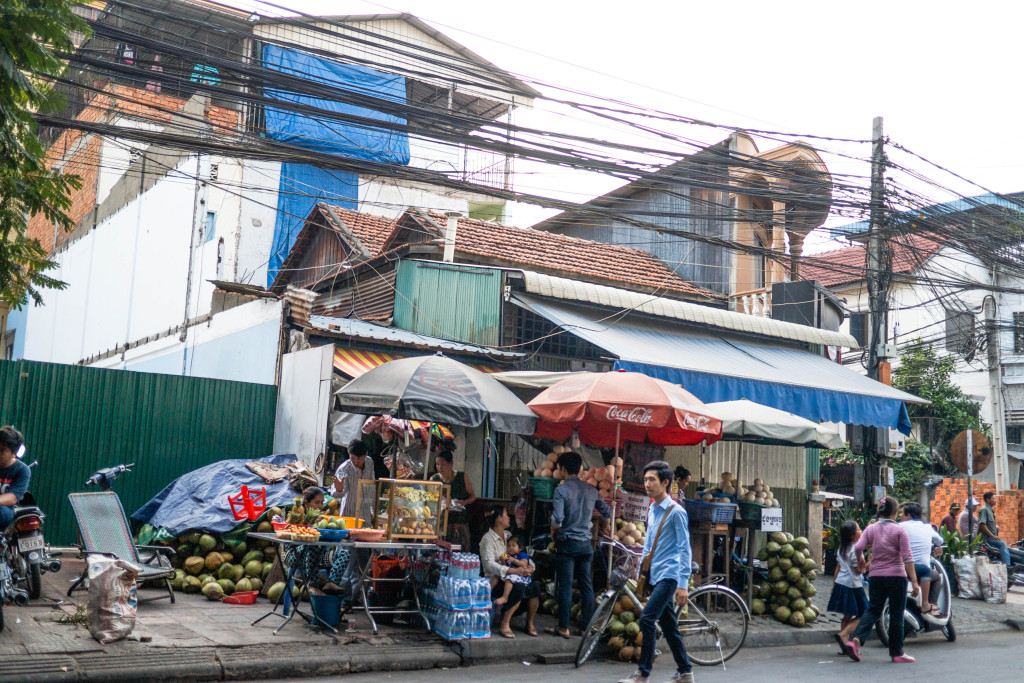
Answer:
[{"xmin": 1, "ymin": 558, "xmax": 1022, "ymax": 682}]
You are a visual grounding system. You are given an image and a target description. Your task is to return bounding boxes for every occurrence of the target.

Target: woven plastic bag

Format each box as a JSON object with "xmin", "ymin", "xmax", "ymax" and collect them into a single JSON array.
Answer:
[
  {"xmin": 953, "ymin": 555, "xmax": 981, "ymax": 600},
  {"xmin": 977, "ymin": 555, "xmax": 1008, "ymax": 604},
  {"xmin": 86, "ymin": 557, "xmax": 140, "ymax": 644}
]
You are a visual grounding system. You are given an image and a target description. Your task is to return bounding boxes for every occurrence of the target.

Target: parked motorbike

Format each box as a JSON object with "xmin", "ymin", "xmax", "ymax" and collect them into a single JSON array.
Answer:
[
  {"xmin": 980, "ymin": 537, "xmax": 1024, "ymax": 587},
  {"xmin": 2, "ymin": 460, "xmax": 62, "ymax": 600},
  {"xmin": 0, "ymin": 534, "xmax": 29, "ymax": 631},
  {"xmin": 877, "ymin": 554, "xmax": 956, "ymax": 644}
]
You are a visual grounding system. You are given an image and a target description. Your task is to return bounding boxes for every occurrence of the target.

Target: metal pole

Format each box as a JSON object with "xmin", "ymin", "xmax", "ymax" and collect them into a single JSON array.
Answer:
[
  {"xmin": 608, "ymin": 422, "xmax": 620, "ymax": 576},
  {"xmin": 967, "ymin": 430, "xmax": 975, "ymax": 552}
]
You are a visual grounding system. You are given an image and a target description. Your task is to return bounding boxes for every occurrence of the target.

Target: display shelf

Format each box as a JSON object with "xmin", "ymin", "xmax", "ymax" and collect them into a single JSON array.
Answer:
[{"xmin": 357, "ymin": 478, "xmax": 449, "ymax": 541}]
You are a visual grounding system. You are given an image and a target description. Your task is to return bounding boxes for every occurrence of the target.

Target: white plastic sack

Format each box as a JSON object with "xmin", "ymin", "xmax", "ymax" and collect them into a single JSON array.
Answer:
[
  {"xmin": 86, "ymin": 557, "xmax": 140, "ymax": 644},
  {"xmin": 977, "ymin": 556, "xmax": 1008, "ymax": 604},
  {"xmin": 953, "ymin": 555, "xmax": 981, "ymax": 600}
]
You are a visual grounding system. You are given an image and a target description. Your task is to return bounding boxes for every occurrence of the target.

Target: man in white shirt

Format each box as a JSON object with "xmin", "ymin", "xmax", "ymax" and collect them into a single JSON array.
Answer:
[
  {"xmin": 331, "ymin": 440, "xmax": 374, "ymax": 522},
  {"xmin": 899, "ymin": 502, "xmax": 943, "ymax": 616}
]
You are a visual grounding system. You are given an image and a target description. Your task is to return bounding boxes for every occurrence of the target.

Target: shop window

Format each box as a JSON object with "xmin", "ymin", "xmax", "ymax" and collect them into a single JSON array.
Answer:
[
  {"xmin": 205, "ymin": 211, "xmax": 217, "ymax": 243},
  {"xmin": 945, "ymin": 309, "xmax": 975, "ymax": 354},
  {"xmin": 849, "ymin": 312, "xmax": 869, "ymax": 347},
  {"xmin": 1014, "ymin": 311, "xmax": 1024, "ymax": 354}
]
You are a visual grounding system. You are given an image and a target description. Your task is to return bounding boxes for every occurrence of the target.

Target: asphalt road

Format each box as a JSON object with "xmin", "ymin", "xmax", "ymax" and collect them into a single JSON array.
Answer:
[{"xmin": 254, "ymin": 629, "xmax": 1024, "ymax": 682}]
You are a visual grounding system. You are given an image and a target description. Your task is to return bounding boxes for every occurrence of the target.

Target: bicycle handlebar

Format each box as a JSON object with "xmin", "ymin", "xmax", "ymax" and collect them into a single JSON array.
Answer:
[{"xmin": 598, "ymin": 537, "xmax": 644, "ymax": 558}]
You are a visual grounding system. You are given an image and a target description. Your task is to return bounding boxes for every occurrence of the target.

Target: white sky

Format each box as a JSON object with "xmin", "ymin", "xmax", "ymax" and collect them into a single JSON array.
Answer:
[{"xmin": 236, "ymin": 0, "xmax": 1024, "ymax": 251}]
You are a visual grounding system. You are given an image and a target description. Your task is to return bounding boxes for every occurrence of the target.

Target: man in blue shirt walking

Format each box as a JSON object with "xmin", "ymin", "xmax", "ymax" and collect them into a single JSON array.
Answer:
[
  {"xmin": 620, "ymin": 460, "xmax": 693, "ymax": 683},
  {"xmin": 549, "ymin": 451, "xmax": 611, "ymax": 639}
]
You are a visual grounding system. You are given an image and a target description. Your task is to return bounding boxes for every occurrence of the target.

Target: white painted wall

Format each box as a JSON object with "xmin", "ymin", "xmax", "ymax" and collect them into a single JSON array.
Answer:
[
  {"xmin": 833, "ymin": 245, "xmax": 1001, "ymax": 425},
  {"xmin": 275, "ymin": 345, "xmax": 334, "ymax": 476},
  {"xmin": 25, "ymin": 156, "xmax": 200, "ymax": 365},
  {"xmin": 359, "ymin": 176, "xmax": 470, "ymax": 219},
  {"xmin": 234, "ymin": 159, "xmax": 282, "ymax": 287},
  {"xmin": 88, "ymin": 298, "xmax": 282, "ymax": 385}
]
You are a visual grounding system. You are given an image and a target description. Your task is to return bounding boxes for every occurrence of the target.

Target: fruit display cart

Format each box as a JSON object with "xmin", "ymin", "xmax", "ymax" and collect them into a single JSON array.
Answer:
[{"xmin": 357, "ymin": 478, "xmax": 449, "ymax": 541}]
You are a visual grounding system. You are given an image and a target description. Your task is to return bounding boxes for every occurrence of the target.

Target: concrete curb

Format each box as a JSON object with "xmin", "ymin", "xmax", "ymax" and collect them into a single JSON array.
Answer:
[{"xmin": 1, "ymin": 619, "xmax": 1016, "ymax": 683}]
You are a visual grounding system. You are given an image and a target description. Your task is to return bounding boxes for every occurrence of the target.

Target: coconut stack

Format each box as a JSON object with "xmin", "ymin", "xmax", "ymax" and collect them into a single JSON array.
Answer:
[
  {"xmin": 606, "ymin": 596, "xmax": 643, "ymax": 662},
  {"xmin": 751, "ymin": 531, "xmax": 819, "ymax": 627},
  {"xmin": 702, "ymin": 474, "xmax": 779, "ymax": 507}
]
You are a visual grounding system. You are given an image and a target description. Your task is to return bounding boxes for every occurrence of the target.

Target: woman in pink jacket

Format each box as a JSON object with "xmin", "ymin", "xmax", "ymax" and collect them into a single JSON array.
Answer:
[{"xmin": 845, "ymin": 496, "xmax": 919, "ymax": 664}]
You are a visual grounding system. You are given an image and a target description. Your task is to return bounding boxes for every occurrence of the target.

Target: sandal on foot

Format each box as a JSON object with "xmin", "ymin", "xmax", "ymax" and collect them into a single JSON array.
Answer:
[
  {"xmin": 892, "ymin": 654, "xmax": 916, "ymax": 663},
  {"xmin": 846, "ymin": 640, "xmax": 861, "ymax": 662},
  {"xmin": 524, "ymin": 627, "xmax": 539, "ymax": 636},
  {"xmin": 833, "ymin": 633, "xmax": 849, "ymax": 655},
  {"xmin": 544, "ymin": 626, "xmax": 571, "ymax": 639},
  {"xmin": 500, "ymin": 629, "xmax": 516, "ymax": 639}
]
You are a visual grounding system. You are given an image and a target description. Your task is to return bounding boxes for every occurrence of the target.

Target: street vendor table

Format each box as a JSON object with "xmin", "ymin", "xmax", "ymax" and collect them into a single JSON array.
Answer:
[{"xmin": 247, "ymin": 532, "xmax": 441, "ymax": 636}]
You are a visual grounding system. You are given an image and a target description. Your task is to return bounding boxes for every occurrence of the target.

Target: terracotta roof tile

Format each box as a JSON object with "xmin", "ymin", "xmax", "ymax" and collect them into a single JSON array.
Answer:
[
  {"xmin": 413, "ymin": 210, "xmax": 722, "ymax": 300},
  {"xmin": 319, "ymin": 206, "xmax": 396, "ymax": 256},
  {"xmin": 802, "ymin": 234, "xmax": 946, "ymax": 287}
]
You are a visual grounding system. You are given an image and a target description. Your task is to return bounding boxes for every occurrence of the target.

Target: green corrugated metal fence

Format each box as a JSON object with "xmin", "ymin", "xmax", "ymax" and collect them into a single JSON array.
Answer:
[
  {"xmin": 393, "ymin": 260, "xmax": 501, "ymax": 345},
  {"xmin": 0, "ymin": 360, "xmax": 277, "ymax": 546}
]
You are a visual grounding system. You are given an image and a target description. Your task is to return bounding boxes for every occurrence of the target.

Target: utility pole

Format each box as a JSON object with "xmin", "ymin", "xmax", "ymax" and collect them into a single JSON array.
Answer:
[
  {"xmin": 865, "ymin": 116, "xmax": 891, "ymax": 502},
  {"xmin": 986, "ymin": 289, "xmax": 1010, "ymax": 491}
]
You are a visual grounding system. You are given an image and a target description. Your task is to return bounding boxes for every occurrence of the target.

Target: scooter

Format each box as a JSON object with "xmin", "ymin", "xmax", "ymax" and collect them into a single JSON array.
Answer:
[
  {"xmin": 980, "ymin": 537, "xmax": 1024, "ymax": 587},
  {"xmin": 2, "ymin": 450, "xmax": 62, "ymax": 600},
  {"xmin": 877, "ymin": 554, "xmax": 956, "ymax": 644},
  {"xmin": 0, "ymin": 534, "xmax": 29, "ymax": 631}
]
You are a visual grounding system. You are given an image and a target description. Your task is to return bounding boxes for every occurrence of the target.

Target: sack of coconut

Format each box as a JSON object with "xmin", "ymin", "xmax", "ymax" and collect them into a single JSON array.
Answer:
[
  {"xmin": 86, "ymin": 556, "xmax": 140, "ymax": 644},
  {"xmin": 976, "ymin": 555, "xmax": 1007, "ymax": 604},
  {"xmin": 953, "ymin": 555, "xmax": 981, "ymax": 600}
]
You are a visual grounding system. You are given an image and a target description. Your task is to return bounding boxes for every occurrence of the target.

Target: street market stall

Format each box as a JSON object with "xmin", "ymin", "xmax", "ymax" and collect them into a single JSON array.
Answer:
[
  {"xmin": 704, "ymin": 399, "xmax": 844, "ymax": 609},
  {"xmin": 527, "ymin": 371, "xmax": 723, "ymax": 574}
]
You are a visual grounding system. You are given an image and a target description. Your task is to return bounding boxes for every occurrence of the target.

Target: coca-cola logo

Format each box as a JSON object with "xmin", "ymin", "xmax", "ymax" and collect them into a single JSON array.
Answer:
[
  {"xmin": 606, "ymin": 405, "xmax": 655, "ymax": 425},
  {"xmin": 682, "ymin": 413, "xmax": 712, "ymax": 431}
]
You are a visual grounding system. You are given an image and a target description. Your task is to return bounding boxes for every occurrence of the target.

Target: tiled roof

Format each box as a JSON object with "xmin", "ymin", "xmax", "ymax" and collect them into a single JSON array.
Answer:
[
  {"xmin": 319, "ymin": 205, "xmax": 396, "ymax": 257},
  {"xmin": 402, "ymin": 210, "xmax": 723, "ymax": 301},
  {"xmin": 801, "ymin": 234, "xmax": 946, "ymax": 288}
]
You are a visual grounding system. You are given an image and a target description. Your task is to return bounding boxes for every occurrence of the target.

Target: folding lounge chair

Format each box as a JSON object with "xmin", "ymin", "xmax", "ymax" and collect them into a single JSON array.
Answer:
[{"xmin": 67, "ymin": 491, "xmax": 176, "ymax": 604}]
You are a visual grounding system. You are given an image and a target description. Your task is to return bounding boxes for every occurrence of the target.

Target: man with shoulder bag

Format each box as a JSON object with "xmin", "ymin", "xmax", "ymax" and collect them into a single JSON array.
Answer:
[{"xmin": 619, "ymin": 460, "xmax": 694, "ymax": 683}]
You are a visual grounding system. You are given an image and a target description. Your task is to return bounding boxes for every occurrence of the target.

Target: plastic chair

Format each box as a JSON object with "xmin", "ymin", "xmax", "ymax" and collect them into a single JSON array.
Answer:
[{"xmin": 67, "ymin": 491, "xmax": 176, "ymax": 604}]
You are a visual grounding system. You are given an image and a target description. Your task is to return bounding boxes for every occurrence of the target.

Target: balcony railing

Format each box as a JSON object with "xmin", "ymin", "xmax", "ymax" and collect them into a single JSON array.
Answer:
[{"xmin": 729, "ymin": 288, "xmax": 772, "ymax": 317}]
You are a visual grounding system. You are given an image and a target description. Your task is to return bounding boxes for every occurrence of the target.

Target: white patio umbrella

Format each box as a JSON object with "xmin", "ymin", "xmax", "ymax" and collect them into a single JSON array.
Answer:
[{"xmin": 706, "ymin": 398, "xmax": 844, "ymax": 484}]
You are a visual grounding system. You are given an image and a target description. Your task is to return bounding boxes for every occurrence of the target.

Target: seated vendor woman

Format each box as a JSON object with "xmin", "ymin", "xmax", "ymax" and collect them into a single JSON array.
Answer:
[{"xmin": 480, "ymin": 505, "xmax": 540, "ymax": 639}]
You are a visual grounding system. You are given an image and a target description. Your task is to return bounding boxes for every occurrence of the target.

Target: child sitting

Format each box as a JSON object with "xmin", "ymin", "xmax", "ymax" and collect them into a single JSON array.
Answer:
[{"xmin": 494, "ymin": 536, "xmax": 532, "ymax": 606}]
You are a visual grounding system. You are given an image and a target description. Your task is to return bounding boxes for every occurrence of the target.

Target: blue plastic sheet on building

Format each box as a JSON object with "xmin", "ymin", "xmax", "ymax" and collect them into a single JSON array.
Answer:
[
  {"xmin": 268, "ymin": 163, "xmax": 358, "ymax": 286},
  {"xmin": 131, "ymin": 454, "xmax": 302, "ymax": 535},
  {"xmin": 262, "ymin": 45, "xmax": 410, "ymax": 164}
]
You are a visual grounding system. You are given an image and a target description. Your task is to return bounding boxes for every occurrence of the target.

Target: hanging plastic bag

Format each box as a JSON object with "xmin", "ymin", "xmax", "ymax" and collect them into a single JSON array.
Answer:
[
  {"xmin": 977, "ymin": 555, "xmax": 1008, "ymax": 604},
  {"xmin": 86, "ymin": 557, "xmax": 140, "ymax": 644},
  {"xmin": 953, "ymin": 554, "xmax": 981, "ymax": 600}
]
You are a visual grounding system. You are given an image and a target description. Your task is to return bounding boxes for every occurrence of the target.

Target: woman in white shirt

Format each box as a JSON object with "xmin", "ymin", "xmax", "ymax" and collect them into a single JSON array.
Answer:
[{"xmin": 480, "ymin": 504, "xmax": 540, "ymax": 638}]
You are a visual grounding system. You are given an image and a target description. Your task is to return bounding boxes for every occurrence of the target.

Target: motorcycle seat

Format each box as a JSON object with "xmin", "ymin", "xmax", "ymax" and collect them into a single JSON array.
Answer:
[{"xmin": 12, "ymin": 505, "xmax": 42, "ymax": 519}]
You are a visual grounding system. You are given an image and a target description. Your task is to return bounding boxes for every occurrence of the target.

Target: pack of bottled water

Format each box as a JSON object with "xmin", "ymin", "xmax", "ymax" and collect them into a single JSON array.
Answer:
[
  {"xmin": 445, "ymin": 552, "xmax": 481, "ymax": 579},
  {"xmin": 433, "ymin": 576, "xmax": 490, "ymax": 610},
  {"xmin": 430, "ymin": 605, "xmax": 492, "ymax": 640}
]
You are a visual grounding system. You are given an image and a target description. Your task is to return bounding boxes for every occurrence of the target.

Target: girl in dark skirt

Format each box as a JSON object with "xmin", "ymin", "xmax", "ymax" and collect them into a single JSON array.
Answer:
[{"xmin": 828, "ymin": 520, "xmax": 869, "ymax": 654}]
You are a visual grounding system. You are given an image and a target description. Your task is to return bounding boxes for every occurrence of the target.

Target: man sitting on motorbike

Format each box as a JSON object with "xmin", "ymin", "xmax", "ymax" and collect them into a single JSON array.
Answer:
[
  {"xmin": 978, "ymin": 491, "xmax": 1024, "ymax": 568},
  {"xmin": 899, "ymin": 502, "xmax": 943, "ymax": 616},
  {"xmin": 0, "ymin": 427, "xmax": 30, "ymax": 530}
]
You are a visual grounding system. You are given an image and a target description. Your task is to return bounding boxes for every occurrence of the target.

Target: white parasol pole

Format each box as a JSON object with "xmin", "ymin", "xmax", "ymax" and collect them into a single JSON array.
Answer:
[{"xmin": 608, "ymin": 421, "xmax": 620, "ymax": 575}]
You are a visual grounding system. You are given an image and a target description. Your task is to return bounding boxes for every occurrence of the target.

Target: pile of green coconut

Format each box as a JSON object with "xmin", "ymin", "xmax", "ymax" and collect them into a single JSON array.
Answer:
[
  {"xmin": 750, "ymin": 531, "xmax": 819, "ymax": 627},
  {"xmin": 165, "ymin": 522, "xmax": 290, "ymax": 603}
]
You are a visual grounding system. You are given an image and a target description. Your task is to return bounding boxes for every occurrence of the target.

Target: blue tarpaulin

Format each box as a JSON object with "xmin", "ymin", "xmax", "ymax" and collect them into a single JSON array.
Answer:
[
  {"xmin": 132, "ymin": 454, "xmax": 302, "ymax": 535},
  {"xmin": 268, "ymin": 163, "xmax": 358, "ymax": 287},
  {"xmin": 262, "ymin": 45, "xmax": 410, "ymax": 164}
]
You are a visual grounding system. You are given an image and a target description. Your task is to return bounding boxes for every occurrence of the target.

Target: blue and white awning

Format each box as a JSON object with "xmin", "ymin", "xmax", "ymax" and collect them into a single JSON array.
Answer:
[{"xmin": 513, "ymin": 295, "xmax": 925, "ymax": 434}]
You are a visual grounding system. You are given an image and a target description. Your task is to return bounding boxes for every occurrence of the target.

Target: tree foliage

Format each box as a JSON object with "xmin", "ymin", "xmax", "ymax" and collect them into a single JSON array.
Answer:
[
  {"xmin": 891, "ymin": 340, "xmax": 988, "ymax": 458},
  {"xmin": 0, "ymin": 0, "xmax": 88, "ymax": 307},
  {"xmin": 821, "ymin": 439, "xmax": 934, "ymax": 503}
]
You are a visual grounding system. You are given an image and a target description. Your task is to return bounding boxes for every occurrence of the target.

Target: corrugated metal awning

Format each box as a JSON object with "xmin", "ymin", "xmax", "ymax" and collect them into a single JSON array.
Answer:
[
  {"xmin": 333, "ymin": 348, "xmax": 500, "ymax": 378},
  {"xmin": 311, "ymin": 315, "xmax": 522, "ymax": 358},
  {"xmin": 512, "ymin": 294, "xmax": 923, "ymax": 433},
  {"xmin": 518, "ymin": 270, "xmax": 858, "ymax": 348}
]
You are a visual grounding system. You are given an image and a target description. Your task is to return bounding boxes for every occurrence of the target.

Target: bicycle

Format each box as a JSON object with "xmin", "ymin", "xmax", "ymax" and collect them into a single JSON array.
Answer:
[{"xmin": 575, "ymin": 538, "xmax": 750, "ymax": 668}]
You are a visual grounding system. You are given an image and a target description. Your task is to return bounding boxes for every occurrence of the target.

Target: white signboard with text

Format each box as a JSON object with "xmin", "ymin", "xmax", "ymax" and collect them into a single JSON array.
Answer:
[
  {"xmin": 617, "ymin": 491, "xmax": 651, "ymax": 523},
  {"xmin": 760, "ymin": 506, "xmax": 783, "ymax": 532}
]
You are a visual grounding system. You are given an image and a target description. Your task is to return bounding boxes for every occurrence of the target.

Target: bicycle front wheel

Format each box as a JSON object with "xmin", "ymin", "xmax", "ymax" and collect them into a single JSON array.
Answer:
[
  {"xmin": 575, "ymin": 591, "xmax": 617, "ymax": 667},
  {"xmin": 678, "ymin": 585, "xmax": 749, "ymax": 666}
]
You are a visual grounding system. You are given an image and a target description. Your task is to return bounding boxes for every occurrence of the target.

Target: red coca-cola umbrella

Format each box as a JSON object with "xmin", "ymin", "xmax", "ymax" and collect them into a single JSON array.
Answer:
[{"xmin": 527, "ymin": 371, "xmax": 722, "ymax": 448}]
